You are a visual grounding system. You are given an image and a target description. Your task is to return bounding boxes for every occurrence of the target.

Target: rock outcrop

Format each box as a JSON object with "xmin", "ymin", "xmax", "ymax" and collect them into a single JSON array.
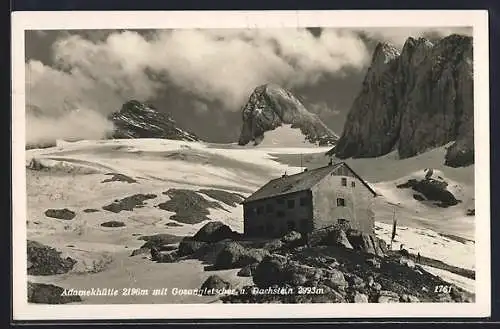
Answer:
[
  {"xmin": 396, "ymin": 176, "xmax": 461, "ymax": 207},
  {"xmin": 329, "ymin": 34, "xmax": 473, "ymax": 167},
  {"xmin": 109, "ymin": 100, "xmax": 199, "ymax": 141},
  {"xmin": 28, "ymin": 282, "xmax": 82, "ymax": 304},
  {"xmin": 27, "ymin": 240, "xmax": 76, "ymax": 275},
  {"xmin": 44, "ymin": 208, "xmax": 76, "ymax": 220},
  {"xmin": 238, "ymin": 84, "xmax": 339, "ymax": 146}
]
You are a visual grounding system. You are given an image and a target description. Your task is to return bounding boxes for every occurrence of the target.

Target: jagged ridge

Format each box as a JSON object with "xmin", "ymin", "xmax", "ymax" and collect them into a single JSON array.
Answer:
[
  {"xmin": 238, "ymin": 84, "xmax": 339, "ymax": 147},
  {"xmin": 109, "ymin": 100, "xmax": 199, "ymax": 141},
  {"xmin": 328, "ymin": 34, "xmax": 473, "ymax": 168}
]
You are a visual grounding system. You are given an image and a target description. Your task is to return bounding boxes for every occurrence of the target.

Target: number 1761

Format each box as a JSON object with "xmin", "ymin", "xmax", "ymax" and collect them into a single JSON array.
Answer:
[{"xmin": 434, "ymin": 285, "xmax": 452, "ymax": 293}]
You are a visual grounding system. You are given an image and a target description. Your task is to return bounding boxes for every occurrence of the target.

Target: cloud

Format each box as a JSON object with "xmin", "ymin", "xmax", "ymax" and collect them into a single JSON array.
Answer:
[
  {"xmin": 25, "ymin": 26, "xmax": 471, "ymax": 144},
  {"xmin": 26, "ymin": 109, "xmax": 114, "ymax": 146},
  {"xmin": 27, "ymin": 28, "xmax": 371, "ymax": 115},
  {"xmin": 309, "ymin": 101, "xmax": 341, "ymax": 117}
]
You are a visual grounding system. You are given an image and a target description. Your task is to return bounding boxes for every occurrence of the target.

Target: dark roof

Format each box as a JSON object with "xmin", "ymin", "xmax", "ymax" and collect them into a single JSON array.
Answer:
[{"xmin": 243, "ymin": 162, "xmax": 378, "ymax": 204}]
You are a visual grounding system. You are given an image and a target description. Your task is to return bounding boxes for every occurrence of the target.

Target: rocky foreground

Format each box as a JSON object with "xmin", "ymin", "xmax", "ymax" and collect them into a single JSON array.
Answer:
[
  {"xmin": 141, "ymin": 222, "xmax": 474, "ymax": 304},
  {"xmin": 26, "ymin": 218, "xmax": 474, "ymax": 304}
]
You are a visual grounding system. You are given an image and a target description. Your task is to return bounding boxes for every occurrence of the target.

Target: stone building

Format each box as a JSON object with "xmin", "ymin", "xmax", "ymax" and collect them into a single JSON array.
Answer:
[{"xmin": 242, "ymin": 162, "xmax": 378, "ymax": 238}]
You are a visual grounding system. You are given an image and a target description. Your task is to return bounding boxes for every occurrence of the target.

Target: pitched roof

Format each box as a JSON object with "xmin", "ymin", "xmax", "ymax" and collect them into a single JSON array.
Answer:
[{"xmin": 243, "ymin": 162, "xmax": 378, "ymax": 204}]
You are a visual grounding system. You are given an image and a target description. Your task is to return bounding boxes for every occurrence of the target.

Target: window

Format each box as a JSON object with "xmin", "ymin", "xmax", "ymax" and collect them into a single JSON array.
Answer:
[
  {"xmin": 341, "ymin": 177, "xmax": 347, "ymax": 186},
  {"xmin": 277, "ymin": 198, "xmax": 285, "ymax": 205},
  {"xmin": 351, "ymin": 181, "xmax": 356, "ymax": 188},
  {"xmin": 277, "ymin": 210, "xmax": 285, "ymax": 218},
  {"xmin": 266, "ymin": 204, "xmax": 274, "ymax": 213},
  {"xmin": 287, "ymin": 199, "xmax": 295, "ymax": 209},
  {"xmin": 337, "ymin": 198, "xmax": 345, "ymax": 207},
  {"xmin": 300, "ymin": 197, "xmax": 308, "ymax": 206}
]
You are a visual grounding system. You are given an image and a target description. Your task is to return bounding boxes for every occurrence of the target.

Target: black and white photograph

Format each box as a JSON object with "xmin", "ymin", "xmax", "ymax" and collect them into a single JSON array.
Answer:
[{"xmin": 12, "ymin": 10, "xmax": 490, "ymax": 320}]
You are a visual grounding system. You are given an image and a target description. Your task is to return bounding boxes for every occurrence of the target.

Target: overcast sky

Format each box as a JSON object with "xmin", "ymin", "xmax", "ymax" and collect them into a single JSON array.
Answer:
[{"xmin": 24, "ymin": 27, "xmax": 472, "ymax": 145}]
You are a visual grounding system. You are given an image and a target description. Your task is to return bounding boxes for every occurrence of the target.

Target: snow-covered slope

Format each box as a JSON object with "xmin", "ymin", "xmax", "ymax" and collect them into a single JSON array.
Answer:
[{"xmin": 25, "ymin": 138, "xmax": 475, "ymax": 300}]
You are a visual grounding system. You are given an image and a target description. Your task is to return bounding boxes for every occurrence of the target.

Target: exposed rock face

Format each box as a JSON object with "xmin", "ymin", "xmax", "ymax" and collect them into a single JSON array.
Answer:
[
  {"xmin": 397, "ymin": 177, "xmax": 461, "ymax": 207},
  {"xmin": 200, "ymin": 275, "xmax": 231, "ymax": 295},
  {"xmin": 178, "ymin": 237, "xmax": 208, "ymax": 257},
  {"xmin": 109, "ymin": 100, "xmax": 199, "ymax": 141},
  {"xmin": 329, "ymin": 35, "xmax": 473, "ymax": 167},
  {"xmin": 28, "ymin": 282, "xmax": 82, "ymax": 304},
  {"xmin": 193, "ymin": 221, "xmax": 237, "ymax": 243},
  {"xmin": 44, "ymin": 208, "xmax": 76, "ymax": 220},
  {"xmin": 238, "ymin": 84, "xmax": 339, "ymax": 146},
  {"xmin": 27, "ymin": 240, "xmax": 76, "ymax": 275}
]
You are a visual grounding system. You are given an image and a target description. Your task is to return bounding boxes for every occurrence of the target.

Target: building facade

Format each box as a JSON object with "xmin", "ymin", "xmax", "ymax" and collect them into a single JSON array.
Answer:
[{"xmin": 242, "ymin": 162, "xmax": 377, "ymax": 238}]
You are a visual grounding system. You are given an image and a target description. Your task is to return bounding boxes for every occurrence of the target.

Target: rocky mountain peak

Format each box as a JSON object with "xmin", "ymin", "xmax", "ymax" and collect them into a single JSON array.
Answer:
[
  {"xmin": 371, "ymin": 42, "xmax": 400, "ymax": 65},
  {"xmin": 329, "ymin": 34, "xmax": 473, "ymax": 167},
  {"xmin": 238, "ymin": 84, "xmax": 338, "ymax": 147},
  {"xmin": 109, "ymin": 100, "xmax": 199, "ymax": 141}
]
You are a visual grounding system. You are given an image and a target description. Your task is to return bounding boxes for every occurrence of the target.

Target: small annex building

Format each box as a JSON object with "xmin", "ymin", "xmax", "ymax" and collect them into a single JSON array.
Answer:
[{"xmin": 242, "ymin": 161, "xmax": 378, "ymax": 238}]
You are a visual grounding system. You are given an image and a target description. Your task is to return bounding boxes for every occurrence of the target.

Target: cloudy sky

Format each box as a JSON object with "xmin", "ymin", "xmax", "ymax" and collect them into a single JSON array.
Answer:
[{"xmin": 24, "ymin": 27, "xmax": 472, "ymax": 145}]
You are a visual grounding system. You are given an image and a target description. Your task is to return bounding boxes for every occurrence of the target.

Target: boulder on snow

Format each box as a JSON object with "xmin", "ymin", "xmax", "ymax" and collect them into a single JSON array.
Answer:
[
  {"xmin": 347, "ymin": 230, "xmax": 385, "ymax": 256},
  {"xmin": 396, "ymin": 178, "xmax": 460, "ymax": 207},
  {"xmin": 138, "ymin": 233, "xmax": 183, "ymax": 249},
  {"xmin": 214, "ymin": 242, "xmax": 246, "ymax": 269},
  {"xmin": 28, "ymin": 282, "xmax": 82, "ymax": 304},
  {"xmin": 156, "ymin": 251, "xmax": 179, "ymax": 263},
  {"xmin": 252, "ymin": 255, "xmax": 288, "ymax": 288},
  {"xmin": 238, "ymin": 248, "xmax": 270, "ymax": 267},
  {"xmin": 200, "ymin": 275, "xmax": 231, "ymax": 295},
  {"xmin": 130, "ymin": 247, "xmax": 149, "ymax": 257},
  {"xmin": 214, "ymin": 241, "xmax": 270, "ymax": 270},
  {"xmin": 193, "ymin": 221, "xmax": 237, "ymax": 243},
  {"xmin": 100, "ymin": 221, "xmax": 126, "ymax": 228},
  {"xmin": 44, "ymin": 208, "xmax": 76, "ymax": 220},
  {"xmin": 27, "ymin": 240, "xmax": 76, "ymax": 275},
  {"xmin": 178, "ymin": 237, "xmax": 208, "ymax": 257}
]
